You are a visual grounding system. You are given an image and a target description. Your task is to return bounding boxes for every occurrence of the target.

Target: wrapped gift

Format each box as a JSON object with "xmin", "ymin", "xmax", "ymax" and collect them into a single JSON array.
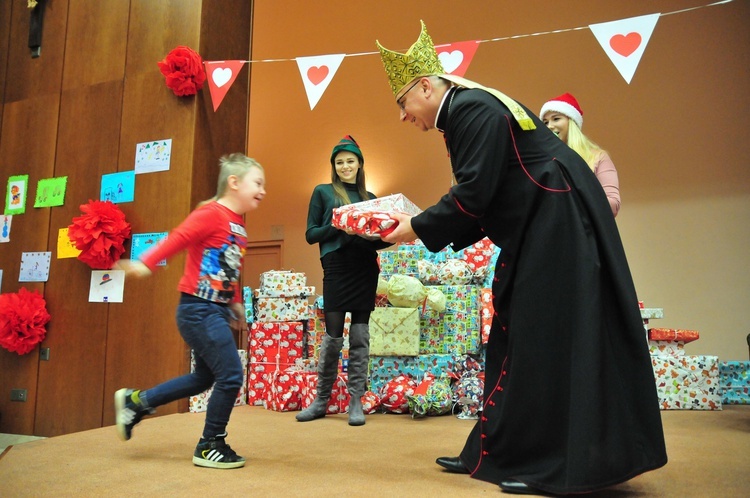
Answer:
[
  {"xmin": 641, "ymin": 308, "xmax": 664, "ymax": 320},
  {"xmin": 257, "ymin": 286, "xmax": 315, "ymax": 298},
  {"xmin": 300, "ymin": 372, "xmax": 350, "ymax": 414},
  {"xmin": 253, "ymin": 289, "xmax": 312, "ymax": 322},
  {"xmin": 189, "ymin": 349, "xmax": 248, "ymax": 413},
  {"xmin": 480, "ymin": 288, "xmax": 493, "ymax": 345},
  {"xmin": 380, "ymin": 374, "xmax": 417, "ymax": 414},
  {"xmin": 407, "ymin": 373, "xmax": 453, "ymax": 418},
  {"xmin": 420, "ymin": 285, "xmax": 480, "ymax": 355},
  {"xmin": 720, "ymin": 361, "xmax": 750, "ymax": 405},
  {"xmin": 369, "ymin": 307, "xmax": 420, "ymax": 356},
  {"xmin": 652, "ymin": 355, "xmax": 722, "ymax": 410},
  {"xmin": 368, "ymin": 354, "xmax": 455, "ymax": 394},
  {"xmin": 243, "ymin": 286, "xmax": 255, "ymax": 323},
  {"xmin": 263, "ymin": 369, "xmax": 304, "ymax": 412},
  {"xmin": 259, "ymin": 270, "xmax": 307, "ymax": 293},
  {"xmin": 247, "ymin": 321, "xmax": 304, "ymax": 405},
  {"xmin": 648, "ymin": 340, "xmax": 685, "ymax": 357},
  {"xmin": 648, "ymin": 328, "xmax": 699, "ymax": 343},
  {"xmin": 332, "ymin": 193, "xmax": 422, "ymax": 239}
]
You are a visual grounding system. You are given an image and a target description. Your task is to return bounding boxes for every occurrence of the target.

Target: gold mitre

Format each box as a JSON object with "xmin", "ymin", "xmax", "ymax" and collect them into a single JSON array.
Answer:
[
  {"xmin": 376, "ymin": 21, "xmax": 535, "ymax": 130},
  {"xmin": 376, "ymin": 20, "xmax": 444, "ymax": 97}
]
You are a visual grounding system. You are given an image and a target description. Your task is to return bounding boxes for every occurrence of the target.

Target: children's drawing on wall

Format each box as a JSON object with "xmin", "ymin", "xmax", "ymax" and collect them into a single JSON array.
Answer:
[
  {"xmin": 5, "ymin": 175, "xmax": 29, "ymax": 215},
  {"xmin": 57, "ymin": 227, "xmax": 81, "ymax": 258},
  {"xmin": 34, "ymin": 176, "xmax": 68, "ymax": 208},
  {"xmin": 19, "ymin": 251, "xmax": 52, "ymax": 282},
  {"xmin": 88, "ymin": 270, "xmax": 125, "ymax": 303},
  {"xmin": 1, "ymin": 215, "xmax": 12, "ymax": 243},
  {"xmin": 131, "ymin": 232, "xmax": 168, "ymax": 266},
  {"xmin": 100, "ymin": 171, "xmax": 135, "ymax": 204},
  {"xmin": 135, "ymin": 138, "xmax": 172, "ymax": 174}
]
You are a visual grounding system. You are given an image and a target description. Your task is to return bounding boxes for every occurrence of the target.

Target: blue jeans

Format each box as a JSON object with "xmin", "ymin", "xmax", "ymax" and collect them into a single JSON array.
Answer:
[{"xmin": 140, "ymin": 295, "xmax": 244, "ymax": 439}]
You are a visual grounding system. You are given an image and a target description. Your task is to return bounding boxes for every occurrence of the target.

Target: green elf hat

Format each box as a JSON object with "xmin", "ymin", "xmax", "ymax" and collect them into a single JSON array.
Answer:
[{"xmin": 330, "ymin": 135, "xmax": 364, "ymax": 166}]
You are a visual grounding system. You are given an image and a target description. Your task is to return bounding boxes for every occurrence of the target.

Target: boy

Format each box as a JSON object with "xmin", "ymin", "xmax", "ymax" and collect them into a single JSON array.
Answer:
[{"xmin": 114, "ymin": 153, "xmax": 265, "ymax": 469}]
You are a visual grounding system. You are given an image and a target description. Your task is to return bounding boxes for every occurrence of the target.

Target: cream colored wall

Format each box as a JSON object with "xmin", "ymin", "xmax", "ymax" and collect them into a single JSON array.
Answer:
[{"xmin": 246, "ymin": 1, "xmax": 750, "ymax": 361}]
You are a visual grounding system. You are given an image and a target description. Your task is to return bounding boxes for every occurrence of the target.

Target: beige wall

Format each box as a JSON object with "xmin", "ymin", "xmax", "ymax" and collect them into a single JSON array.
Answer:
[{"xmin": 246, "ymin": 1, "xmax": 750, "ymax": 360}]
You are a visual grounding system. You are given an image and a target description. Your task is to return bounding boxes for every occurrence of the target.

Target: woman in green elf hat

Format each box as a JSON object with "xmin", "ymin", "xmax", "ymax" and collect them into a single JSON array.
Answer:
[{"xmin": 298, "ymin": 135, "xmax": 391, "ymax": 426}]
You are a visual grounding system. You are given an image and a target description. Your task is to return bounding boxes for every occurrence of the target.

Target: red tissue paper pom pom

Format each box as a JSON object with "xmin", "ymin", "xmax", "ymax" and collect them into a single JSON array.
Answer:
[
  {"xmin": 157, "ymin": 45, "xmax": 206, "ymax": 97},
  {"xmin": 0, "ymin": 288, "xmax": 51, "ymax": 355},
  {"xmin": 68, "ymin": 199, "xmax": 131, "ymax": 270}
]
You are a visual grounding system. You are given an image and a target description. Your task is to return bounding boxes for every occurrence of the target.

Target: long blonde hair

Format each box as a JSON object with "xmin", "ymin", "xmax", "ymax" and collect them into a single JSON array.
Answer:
[{"xmin": 566, "ymin": 121, "xmax": 606, "ymax": 172}]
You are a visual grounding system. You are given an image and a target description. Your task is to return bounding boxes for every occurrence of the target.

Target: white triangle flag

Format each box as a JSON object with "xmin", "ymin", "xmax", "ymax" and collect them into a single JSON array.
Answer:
[
  {"xmin": 295, "ymin": 54, "xmax": 346, "ymax": 110},
  {"xmin": 589, "ymin": 13, "xmax": 660, "ymax": 84}
]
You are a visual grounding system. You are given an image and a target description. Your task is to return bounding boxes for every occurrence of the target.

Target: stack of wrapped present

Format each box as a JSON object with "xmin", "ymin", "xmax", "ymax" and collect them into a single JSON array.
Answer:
[
  {"xmin": 368, "ymin": 237, "xmax": 501, "ymax": 417},
  {"xmin": 245, "ymin": 270, "xmax": 312, "ymax": 408},
  {"xmin": 648, "ymin": 327, "xmax": 722, "ymax": 410}
]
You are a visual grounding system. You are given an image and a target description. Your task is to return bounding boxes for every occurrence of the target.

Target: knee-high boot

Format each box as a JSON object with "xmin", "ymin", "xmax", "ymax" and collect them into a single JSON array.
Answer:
[
  {"xmin": 347, "ymin": 323, "xmax": 370, "ymax": 426},
  {"xmin": 296, "ymin": 334, "xmax": 344, "ymax": 422}
]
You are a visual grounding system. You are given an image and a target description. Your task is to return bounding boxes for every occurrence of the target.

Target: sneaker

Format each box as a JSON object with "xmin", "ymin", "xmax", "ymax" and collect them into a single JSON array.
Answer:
[
  {"xmin": 114, "ymin": 388, "xmax": 155, "ymax": 441},
  {"xmin": 193, "ymin": 435, "xmax": 246, "ymax": 469}
]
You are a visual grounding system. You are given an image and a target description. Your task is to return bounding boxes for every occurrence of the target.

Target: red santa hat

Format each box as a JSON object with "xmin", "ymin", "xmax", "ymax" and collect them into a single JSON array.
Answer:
[{"xmin": 539, "ymin": 93, "xmax": 583, "ymax": 129}]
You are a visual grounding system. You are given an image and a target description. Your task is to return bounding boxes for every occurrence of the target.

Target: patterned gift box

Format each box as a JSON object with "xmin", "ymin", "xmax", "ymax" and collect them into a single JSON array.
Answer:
[
  {"xmin": 247, "ymin": 321, "xmax": 304, "ymax": 405},
  {"xmin": 300, "ymin": 372, "xmax": 350, "ymax": 414},
  {"xmin": 369, "ymin": 307, "xmax": 420, "ymax": 356},
  {"xmin": 651, "ymin": 355, "xmax": 722, "ymax": 410},
  {"xmin": 257, "ymin": 286, "xmax": 315, "ymax": 298},
  {"xmin": 480, "ymin": 288, "xmax": 493, "ymax": 345},
  {"xmin": 253, "ymin": 289, "xmax": 311, "ymax": 322},
  {"xmin": 368, "ymin": 354, "xmax": 455, "ymax": 394},
  {"xmin": 420, "ymin": 285, "xmax": 480, "ymax": 354},
  {"xmin": 189, "ymin": 349, "xmax": 248, "ymax": 413},
  {"xmin": 259, "ymin": 270, "xmax": 307, "ymax": 293},
  {"xmin": 648, "ymin": 328, "xmax": 699, "ymax": 343},
  {"xmin": 332, "ymin": 193, "xmax": 422, "ymax": 239},
  {"xmin": 648, "ymin": 340, "xmax": 685, "ymax": 357},
  {"xmin": 720, "ymin": 361, "xmax": 750, "ymax": 405},
  {"xmin": 263, "ymin": 368, "xmax": 304, "ymax": 412},
  {"xmin": 641, "ymin": 308, "xmax": 664, "ymax": 320},
  {"xmin": 243, "ymin": 286, "xmax": 255, "ymax": 323}
]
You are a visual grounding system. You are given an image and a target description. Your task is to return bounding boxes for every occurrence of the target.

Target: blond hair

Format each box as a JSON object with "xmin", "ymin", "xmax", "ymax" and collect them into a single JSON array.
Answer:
[
  {"xmin": 217, "ymin": 153, "xmax": 263, "ymax": 198},
  {"xmin": 196, "ymin": 153, "xmax": 263, "ymax": 208},
  {"xmin": 565, "ymin": 121, "xmax": 606, "ymax": 172}
]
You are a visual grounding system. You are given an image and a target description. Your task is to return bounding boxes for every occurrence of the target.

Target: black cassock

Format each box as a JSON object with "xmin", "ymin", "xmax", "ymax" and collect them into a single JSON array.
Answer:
[{"xmin": 411, "ymin": 87, "xmax": 667, "ymax": 494}]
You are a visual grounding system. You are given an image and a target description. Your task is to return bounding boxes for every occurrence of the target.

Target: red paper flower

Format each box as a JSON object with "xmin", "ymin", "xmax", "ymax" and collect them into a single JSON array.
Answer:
[
  {"xmin": 157, "ymin": 45, "xmax": 206, "ymax": 97},
  {"xmin": 68, "ymin": 200, "xmax": 131, "ymax": 269},
  {"xmin": 0, "ymin": 288, "xmax": 51, "ymax": 355}
]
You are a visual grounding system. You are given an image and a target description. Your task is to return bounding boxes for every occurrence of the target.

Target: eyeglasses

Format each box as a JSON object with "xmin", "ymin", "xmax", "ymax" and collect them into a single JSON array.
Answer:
[{"xmin": 396, "ymin": 79, "xmax": 421, "ymax": 111}]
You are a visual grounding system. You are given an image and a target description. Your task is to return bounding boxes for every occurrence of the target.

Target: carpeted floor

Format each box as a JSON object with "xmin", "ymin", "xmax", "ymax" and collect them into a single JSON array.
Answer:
[{"xmin": 1, "ymin": 405, "xmax": 748, "ymax": 497}]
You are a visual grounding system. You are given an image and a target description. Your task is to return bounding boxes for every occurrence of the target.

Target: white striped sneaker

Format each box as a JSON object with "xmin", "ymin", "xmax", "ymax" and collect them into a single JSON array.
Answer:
[{"xmin": 192, "ymin": 435, "xmax": 245, "ymax": 469}]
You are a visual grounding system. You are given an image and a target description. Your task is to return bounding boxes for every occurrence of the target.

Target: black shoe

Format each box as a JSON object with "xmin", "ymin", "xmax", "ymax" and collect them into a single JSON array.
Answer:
[
  {"xmin": 435, "ymin": 456, "xmax": 470, "ymax": 474},
  {"xmin": 193, "ymin": 433, "xmax": 246, "ymax": 469},
  {"xmin": 499, "ymin": 479, "xmax": 550, "ymax": 495},
  {"xmin": 114, "ymin": 388, "xmax": 155, "ymax": 441}
]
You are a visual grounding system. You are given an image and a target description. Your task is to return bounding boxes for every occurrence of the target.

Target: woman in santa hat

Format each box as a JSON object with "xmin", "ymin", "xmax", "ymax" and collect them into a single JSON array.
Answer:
[{"xmin": 541, "ymin": 93, "xmax": 621, "ymax": 217}]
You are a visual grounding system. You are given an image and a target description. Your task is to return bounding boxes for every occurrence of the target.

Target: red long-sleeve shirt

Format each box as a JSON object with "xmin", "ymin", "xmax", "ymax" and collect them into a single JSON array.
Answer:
[{"xmin": 140, "ymin": 201, "xmax": 246, "ymax": 304}]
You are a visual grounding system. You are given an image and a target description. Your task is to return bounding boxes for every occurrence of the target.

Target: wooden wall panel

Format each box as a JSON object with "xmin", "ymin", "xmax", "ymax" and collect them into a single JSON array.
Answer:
[
  {"xmin": 1, "ymin": 0, "xmax": 253, "ymax": 436},
  {"xmin": 126, "ymin": 0, "xmax": 202, "ymax": 75},
  {"xmin": 0, "ymin": 93, "xmax": 60, "ymax": 434},
  {"xmin": 62, "ymin": 0, "xmax": 130, "ymax": 90},
  {"xmin": 0, "ymin": 0, "xmax": 11, "ymax": 132},
  {"xmin": 34, "ymin": 80, "xmax": 125, "ymax": 436},
  {"xmin": 102, "ymin": 0, "xmax": 204, "ymax": 422},
  {"xmin": 4, "ymin": 0, "xmax": 68, "ymax": 102},
  {"xmin": 191, "ymin": 0, "xmax": 252, "ymax": 207}
]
